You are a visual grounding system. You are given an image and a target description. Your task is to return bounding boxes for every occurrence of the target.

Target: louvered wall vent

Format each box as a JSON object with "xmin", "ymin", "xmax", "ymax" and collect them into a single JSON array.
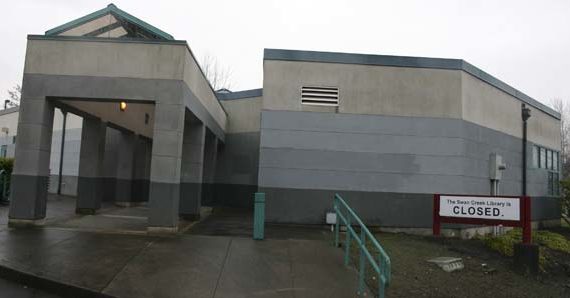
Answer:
[{"xmin": 301, "ymin": 86, "xmax": 339, "ymax": 106}]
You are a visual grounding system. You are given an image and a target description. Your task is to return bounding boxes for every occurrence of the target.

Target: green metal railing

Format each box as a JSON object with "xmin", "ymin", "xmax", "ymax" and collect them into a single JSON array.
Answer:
[
  {"xmin": 253, "ymin": 192, "xmax": 265, "ymax": 240},
  {"xmin": 333, "ymin": 193, "xmax": 391, "ymax": 298}
]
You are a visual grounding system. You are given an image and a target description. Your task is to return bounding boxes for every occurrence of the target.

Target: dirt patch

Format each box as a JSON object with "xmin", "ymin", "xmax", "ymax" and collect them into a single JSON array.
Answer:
[{"xmin": 347, "ymin": 232, "xmax": 570, "ymax": 298}]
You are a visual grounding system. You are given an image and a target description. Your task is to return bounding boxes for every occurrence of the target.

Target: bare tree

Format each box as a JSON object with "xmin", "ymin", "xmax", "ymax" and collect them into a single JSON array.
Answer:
[
  {"xmin": 550, "ymin": 98, "xmax": 570, "ymax": 177},
  {"xmin": 551, "ymin": 98, "xmax": 570, "ymax": 223},
  {"xmin": 200, "ymin": 54, "xmax": 233, "ymax": 91},
  {"xmin": 4, "ymin": 84, "xmax": 21, "ymax": 109}
]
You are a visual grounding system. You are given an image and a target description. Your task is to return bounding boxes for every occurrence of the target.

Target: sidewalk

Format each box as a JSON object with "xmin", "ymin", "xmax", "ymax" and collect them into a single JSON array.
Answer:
[
  {"xmin": 0, "ymin": 198, "xmax": 367, "ymax": 298},
  {"xmin": 0, "ymin": 228, "xmax": 364, "ymax": 298}
]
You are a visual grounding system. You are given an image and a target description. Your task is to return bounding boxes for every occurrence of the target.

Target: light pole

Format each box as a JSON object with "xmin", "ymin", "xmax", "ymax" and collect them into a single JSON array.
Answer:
[{"xmin": 521, "ymin": 104, "xmax": 531, "ymax": 196}]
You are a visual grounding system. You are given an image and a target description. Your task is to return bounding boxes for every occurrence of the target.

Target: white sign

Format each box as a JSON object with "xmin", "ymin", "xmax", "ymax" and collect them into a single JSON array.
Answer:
[{"xmin": 439, "ymin": 196, "xmax": 520, "ymax": 221}]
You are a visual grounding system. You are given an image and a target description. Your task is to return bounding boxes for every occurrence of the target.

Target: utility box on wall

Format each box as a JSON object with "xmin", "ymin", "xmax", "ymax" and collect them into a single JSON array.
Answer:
[{"xmin": 489, "ymin": 153, "xmax": 507, "ymax": 181}]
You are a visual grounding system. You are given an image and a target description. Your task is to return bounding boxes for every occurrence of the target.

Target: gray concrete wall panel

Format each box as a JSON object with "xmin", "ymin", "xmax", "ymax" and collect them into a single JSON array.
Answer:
[
  {"xmin": 76, "ymin": 118, "xmax": 106, "ymax": 212},
  {"xmin": 179, "ymin": 119, "xmax": 205, "ymax": 218},
  {"xmin": 9, "ymin": 92, "xmax": 54, "ymax": 221},
  {"xmin": 258, "ymin": 110, "xmax": 557, "ymax": 224}
]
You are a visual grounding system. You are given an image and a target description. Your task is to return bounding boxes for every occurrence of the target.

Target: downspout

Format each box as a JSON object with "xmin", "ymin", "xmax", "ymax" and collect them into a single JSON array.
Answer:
[{"xmin": 57, "ymin": 110, "xmax": 67, "ymax": 195}]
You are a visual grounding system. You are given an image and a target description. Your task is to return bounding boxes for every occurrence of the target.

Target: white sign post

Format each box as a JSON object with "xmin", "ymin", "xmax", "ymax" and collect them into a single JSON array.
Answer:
[
  {"xmin": 439, "ymin": 195, "xmax": 520, "ymax": 221},
  {"xmin": 433, "ymin": 194, "xmax": 532, "ymax": 244}
]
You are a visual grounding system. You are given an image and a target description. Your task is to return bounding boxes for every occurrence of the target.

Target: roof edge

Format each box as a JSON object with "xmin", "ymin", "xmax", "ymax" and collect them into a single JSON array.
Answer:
[
  {"xmin": 28, "ymin": 34, "xmax": 185, "ymax": 45},
  {"xmin": 45, "ymin": 5, "xmax": 111, "ymax": 36},
  {"xmin": 217, "ymin": 89, "xmax": 263, "ymax": 100},
  {"xmin": 0, "ymin": 106, "xmax": 20, "ymax": 116},
  {"xmin": 264, "ymin": 49, "xmax": 560, "ymax": 120},
  {"xmin": 45, "ymin": 4, "xmax": 174, "ymax": 40}
]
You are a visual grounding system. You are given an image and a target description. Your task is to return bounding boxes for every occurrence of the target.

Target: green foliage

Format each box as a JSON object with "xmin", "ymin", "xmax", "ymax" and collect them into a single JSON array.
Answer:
[
  {"xmin": 482, "ymin": 229, "xmax": 570, "ymax": 268},
  {"xmin": 0, "ymin": 157, "xmax": 13, "ymax": 192},
  {"xmin": 0, "ymin": 157, "xmax": 14, "ymax": 174},
  {"xmin": 561, "ymin": 178, "xmax": 570, "ymax": 218}
]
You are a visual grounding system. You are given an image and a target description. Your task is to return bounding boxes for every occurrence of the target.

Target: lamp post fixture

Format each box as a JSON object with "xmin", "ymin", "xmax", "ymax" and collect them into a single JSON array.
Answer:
[{"xmin": 522, "ymin": 104, "xmax": 531, "ymax": 196}]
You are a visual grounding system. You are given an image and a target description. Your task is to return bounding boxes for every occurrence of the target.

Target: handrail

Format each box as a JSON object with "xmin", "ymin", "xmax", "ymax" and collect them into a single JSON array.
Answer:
[{"xmin": 333, "ymin": 193, "xmax": 391, "ymax": 298}]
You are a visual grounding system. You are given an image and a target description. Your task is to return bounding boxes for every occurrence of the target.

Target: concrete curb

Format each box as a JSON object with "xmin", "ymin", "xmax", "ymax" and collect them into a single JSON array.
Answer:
[{"xmin": 0, "ymin": 262, "xmax": 116, "ymax": 298}]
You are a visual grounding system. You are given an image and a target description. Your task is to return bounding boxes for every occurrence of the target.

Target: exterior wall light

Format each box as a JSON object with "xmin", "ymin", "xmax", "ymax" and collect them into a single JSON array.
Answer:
[{"xmin": 120, "ymin": 101, "xmax": 127, "ymax": 111}]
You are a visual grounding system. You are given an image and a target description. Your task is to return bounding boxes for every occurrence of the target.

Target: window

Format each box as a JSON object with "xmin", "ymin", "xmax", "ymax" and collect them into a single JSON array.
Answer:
[
  {"xmin": 540, "ymin": 147, "xmax": 546, "ymax": 169},
  {"xmin": 548, "ymin": 172, "xmax": 560, "ymax": 196},
  {"xmin": 534, "ymin": 145, "xmax": 560, "ymax": 196},
  {"xmin": 301, "ymin": 86, "xmax": 339, "ymax": 106},
  {"xmin": 0, "ymin": 145, "xmax": 6, "ymax": 158},
  {"xmin": 532, "ymin": 146, "xmax": 539, "ymax": 168}
]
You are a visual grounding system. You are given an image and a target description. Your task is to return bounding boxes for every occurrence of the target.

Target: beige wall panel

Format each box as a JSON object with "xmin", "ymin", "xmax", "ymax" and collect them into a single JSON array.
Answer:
[
  {"xmin": 182, "ymin": 50, "xmax": 227, "ymax": 131},
  {"xmin": 0, "ymin": 110, "xmax": 20, "ymax": 136},
  {"xmin": 263, "ymin": 60, "xmax": 463, "ymax": 119},
  {"xmin": 220, "ymin": 97, "xmax": 262, "ymax": 133},
  {"xmin": 461, "ymin": 72, "xmax": 560, "ymax": 149},
  {"xmin": 59, "ymin": 14, "xmax": 117, "ymax": 36},
  {"xmin": 24, "ymin": 40, "xmax": 186, "ymax": 81}
]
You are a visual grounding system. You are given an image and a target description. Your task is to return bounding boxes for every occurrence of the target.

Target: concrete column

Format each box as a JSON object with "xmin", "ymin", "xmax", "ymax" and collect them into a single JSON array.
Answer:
[
  {"xmin": 180, "ymin": 120, "xmax": 206, "ymax": 220},
  {"xmin": 201, "ymin": 131, "xmax": 218, "ymax": 206},
  {"xmin": 114, "ymin": 131, "xmax": 136, "ymax": 206},
  {"xmin": 76, "ymin": 117, "xmax": 106, "ymax": 214},
  {"xmin": 131, "ymin": 135, "xmax": 152, "ymax": 203},
  {"xmin": 148, "ymin": 103, "xmax": 185, "ymax": 233},
  {"xmin": 8, "ymin": 96, "xmax": 55, "ymax": 226},
  {"xmin": 102, "ymin": 128, "xmax": 120, "ymax": 202}
]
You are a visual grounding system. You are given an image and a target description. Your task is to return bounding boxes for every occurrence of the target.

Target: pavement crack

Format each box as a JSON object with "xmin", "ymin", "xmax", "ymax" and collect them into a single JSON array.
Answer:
[
  {"xmin": 100, "ymin": 239, "xmax": 155, "ymax": 294},
  {"xmin": 212, "ymin": 237, "xmax": 232, "ymax": 298}
]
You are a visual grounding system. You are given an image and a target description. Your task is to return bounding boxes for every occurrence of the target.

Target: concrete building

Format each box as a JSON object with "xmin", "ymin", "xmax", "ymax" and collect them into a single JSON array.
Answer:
[{"xmin": 3, "ymin": 4, "xmax": 561, "ymax": 232}]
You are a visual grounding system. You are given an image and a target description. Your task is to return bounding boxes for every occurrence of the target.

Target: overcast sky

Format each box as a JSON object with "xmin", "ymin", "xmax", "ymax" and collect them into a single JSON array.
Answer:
[{"xmin": 1, "ymin": 0, "xmax": 569, "ymax": 107}]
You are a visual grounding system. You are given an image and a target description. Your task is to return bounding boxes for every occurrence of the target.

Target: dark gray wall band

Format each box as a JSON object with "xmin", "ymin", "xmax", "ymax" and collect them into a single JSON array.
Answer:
[
  {"xmin": 179, "ymin": 182, "xmax": 202, "ymax": 219},
  {"xmin": 76, "ymin": 177, "xmax": 103, "ymax": 211},
  {"xmin": 261, "ymin": 187, "xmax": 561, "ymax": 226},
  {"xmin": 148, "ymin": 182, "xmax": 180, "ymax": 227},
  {"xmin": 8, "ymin": 175, "xmax": 49, "ymax": 220}
]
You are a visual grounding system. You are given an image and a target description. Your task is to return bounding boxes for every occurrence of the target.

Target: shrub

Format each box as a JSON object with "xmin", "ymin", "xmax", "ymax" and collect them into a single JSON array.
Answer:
[
  {"xmin": 561, "ymin": 179, "xmax": 570, "ymax": 220},
  {"xmin": 0, "ymin": 158, "xmax": 14, "ymax": 198},
  {"xmin": 0, "ymin": 157, "xmax": 14, "ymax": 175},
  {"xmin": 482, "ymin": 228, "xmax": 570, "ymax": 269}
]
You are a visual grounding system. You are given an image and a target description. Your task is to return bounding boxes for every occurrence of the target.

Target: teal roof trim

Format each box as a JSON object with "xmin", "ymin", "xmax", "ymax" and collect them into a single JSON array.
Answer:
[
  {"xmin": 45, "ymin": 4, "xmax": 174, "ymax": 40},
  {"xmin": 109, "ymin": 4, "xmax": 174, "ymax": 40},
  {"xmin": 45, "ymin": 6, "xmax": 110, "ymax": 36}
]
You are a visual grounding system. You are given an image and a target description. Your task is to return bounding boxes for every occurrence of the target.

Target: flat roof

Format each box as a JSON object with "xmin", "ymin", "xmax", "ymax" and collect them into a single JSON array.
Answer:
[
  {"xmin": 264, "ymin": 49, "xmax": 559, "ymax": 119},
  {"xmin": 0, "ymin": 107, "xmax": 19, "ymax": 116},
  {"xmin": 217, "ymin": 88, "xmax": 263, "ymax": 100}
]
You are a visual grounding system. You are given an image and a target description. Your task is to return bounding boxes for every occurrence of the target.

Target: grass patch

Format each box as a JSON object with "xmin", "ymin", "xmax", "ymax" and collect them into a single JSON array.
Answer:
[{"xmin": 481, "ymin": 228, "xmax": 570, "ymax": 268}]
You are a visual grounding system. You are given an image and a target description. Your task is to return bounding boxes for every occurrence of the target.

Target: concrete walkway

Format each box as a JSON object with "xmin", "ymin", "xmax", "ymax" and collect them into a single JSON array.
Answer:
[
  {"xmin": 0, "ymin": 228, "xmax": 363, "ymax": 298},
  {"xmin": 0, "ymin": 198, "xmax": 367, "ymax": 298}
]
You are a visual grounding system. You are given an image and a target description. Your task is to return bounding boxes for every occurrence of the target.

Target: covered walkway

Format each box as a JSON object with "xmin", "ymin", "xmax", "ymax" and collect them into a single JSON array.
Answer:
[{"xmin": 9, "ymin": 5, "xmax": 227, "ymax": 232}]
